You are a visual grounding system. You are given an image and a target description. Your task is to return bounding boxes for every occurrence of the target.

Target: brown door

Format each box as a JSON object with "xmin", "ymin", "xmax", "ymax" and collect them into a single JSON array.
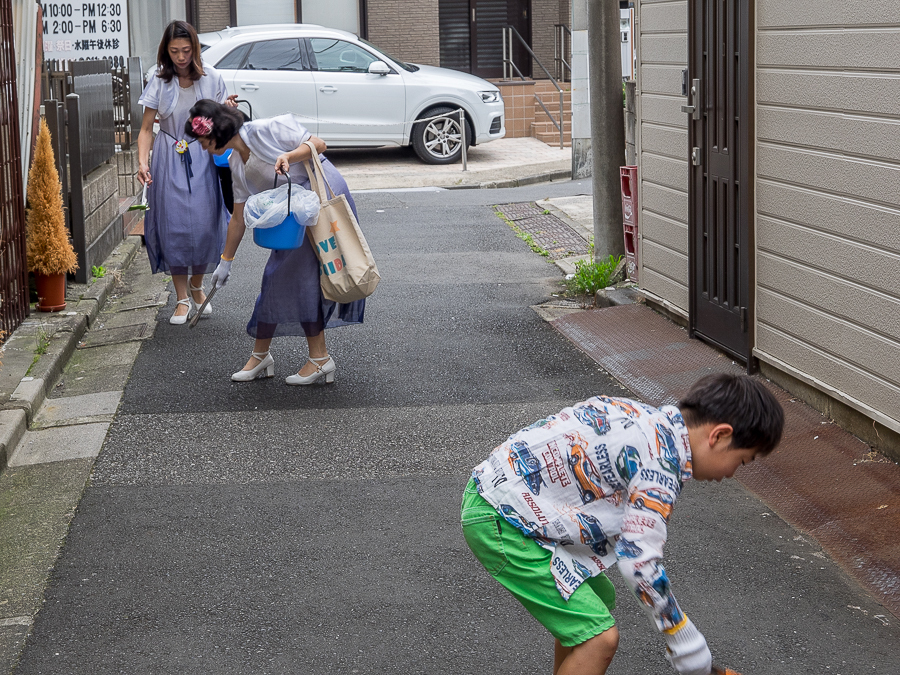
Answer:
[{"xmin": 686, "ymin": 0, "xmax": 753, "ymax": 362}]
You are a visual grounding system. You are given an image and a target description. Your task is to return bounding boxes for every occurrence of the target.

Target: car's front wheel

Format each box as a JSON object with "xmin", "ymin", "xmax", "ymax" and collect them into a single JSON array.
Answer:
[{"xmin": 411, "ymin": 106, "xmax": 473, "ymax": 164}]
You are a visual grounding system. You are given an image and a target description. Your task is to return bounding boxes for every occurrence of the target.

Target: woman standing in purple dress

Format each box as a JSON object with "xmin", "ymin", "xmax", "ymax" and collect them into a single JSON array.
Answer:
[
  {"xmin": 137, "ymin": 21, "xmax": 236, "ymax": 325},
  {"xmin": 184, "ymin": 99, "xmax": 365, "ymax": 385}
]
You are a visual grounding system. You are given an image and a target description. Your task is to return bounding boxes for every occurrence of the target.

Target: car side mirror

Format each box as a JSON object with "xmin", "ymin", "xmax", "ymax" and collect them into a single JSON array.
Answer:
[{"xmin": 368, "ymin": 60, "xmax": 391, "ymax": 76}]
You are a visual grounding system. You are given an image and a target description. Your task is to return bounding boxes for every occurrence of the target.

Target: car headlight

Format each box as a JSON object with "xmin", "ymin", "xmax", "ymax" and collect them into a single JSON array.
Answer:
[{"xmin": 479, "ymin": 90, "xmax": 501, "ymax": 103}]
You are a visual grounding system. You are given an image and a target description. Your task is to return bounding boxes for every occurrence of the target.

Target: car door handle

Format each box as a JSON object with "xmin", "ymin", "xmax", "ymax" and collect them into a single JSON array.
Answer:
[
  {"xmin": 240, "ymin": 84, "xmax": 259, "ymax": 91},
  {"xmin": 319, "ymin": 86, "xmax": 337, "ymax": 93}
]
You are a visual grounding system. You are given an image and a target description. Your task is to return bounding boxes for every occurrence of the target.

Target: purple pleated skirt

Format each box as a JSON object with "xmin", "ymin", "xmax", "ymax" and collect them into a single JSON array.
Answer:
[
  {"xmin": 144, "ymin": 132, "xmax": 228, "ymax": 276},
  {"xmin": 246, "ymin": 157, "xmax": 365, "ymax": 339}
]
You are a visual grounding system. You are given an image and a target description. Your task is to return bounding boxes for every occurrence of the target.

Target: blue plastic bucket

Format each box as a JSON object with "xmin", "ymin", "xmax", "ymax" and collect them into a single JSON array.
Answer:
[
  {"xmin": 252, "ymin": 216, "xmax": 306, "ymax": 250},
  {"xmin": 213, "ymin": 149, "xmax": 232, "ymax": 167},
  {"xmin": 251, "ymin": 173, "xmax": 306, "ymax": 250}
]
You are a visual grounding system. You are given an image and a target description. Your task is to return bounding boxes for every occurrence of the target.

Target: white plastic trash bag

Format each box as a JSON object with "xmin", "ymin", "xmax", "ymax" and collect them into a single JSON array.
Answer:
[{"xmin": 244, "ymin": 182, "xmax": 321, "ymax": 230}]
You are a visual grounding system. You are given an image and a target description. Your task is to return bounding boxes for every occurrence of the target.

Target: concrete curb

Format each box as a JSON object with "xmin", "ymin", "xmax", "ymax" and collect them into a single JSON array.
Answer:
[
  {"xmin": 446, "ymin": 168, "xmax": 572, "ymax": 190},
  {"xmin": 0, "ymin": 236, "xmax": 142, "ymax": 471}
]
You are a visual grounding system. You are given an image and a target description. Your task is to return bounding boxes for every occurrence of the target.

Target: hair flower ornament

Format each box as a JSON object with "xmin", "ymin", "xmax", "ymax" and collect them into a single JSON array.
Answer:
[
  {"xmin": 175, "ymin": 139, "xmax": 189, "ymax": 155},
  {"xmin": 192, "ymin": 115, "xmax": 214, "ymax": 136}
]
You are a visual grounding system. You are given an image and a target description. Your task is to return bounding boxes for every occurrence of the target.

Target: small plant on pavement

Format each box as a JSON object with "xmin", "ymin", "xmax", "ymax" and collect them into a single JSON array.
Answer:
[
  {"xmin": 91, "ymin": 265, "xmax": 106, "ymax": 279},
  {"xmin": 565, "ymin": 243, "xmax": 623, "ymax": 303},
  {"xmin": 26, "ymin": 327, "xmax": 51, "ymax": 375}
]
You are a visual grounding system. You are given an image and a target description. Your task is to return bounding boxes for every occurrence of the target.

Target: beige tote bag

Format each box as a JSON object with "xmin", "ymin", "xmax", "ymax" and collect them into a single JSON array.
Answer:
[{"xmin": 303, "ymin": 141, "xmax": 380, "ymax": 303}]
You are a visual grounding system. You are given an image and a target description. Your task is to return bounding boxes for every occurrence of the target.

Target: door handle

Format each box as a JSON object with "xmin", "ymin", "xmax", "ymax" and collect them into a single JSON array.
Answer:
[
  {"xmin": 240, "ymin": 84, "xmax": 259, "ymax": 91},
  {"xmin": 319, "ymin": 86, "xmax": 337, "ymax": 93},
  {"xmin": 682, "ymin": 78, "xmax": 700, "ymax": 120}
]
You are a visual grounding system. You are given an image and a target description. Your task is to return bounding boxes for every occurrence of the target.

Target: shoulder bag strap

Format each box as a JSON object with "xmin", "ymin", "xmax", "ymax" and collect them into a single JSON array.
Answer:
[{"xmin": 302, "ymin": 140, "xmax": 337, "ymax": 201}]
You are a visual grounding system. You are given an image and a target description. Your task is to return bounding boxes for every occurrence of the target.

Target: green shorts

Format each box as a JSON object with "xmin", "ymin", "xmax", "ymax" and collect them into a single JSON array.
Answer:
[{"xmin": 460, "ymin": 479, "xmax": 616, "ymax": 647}]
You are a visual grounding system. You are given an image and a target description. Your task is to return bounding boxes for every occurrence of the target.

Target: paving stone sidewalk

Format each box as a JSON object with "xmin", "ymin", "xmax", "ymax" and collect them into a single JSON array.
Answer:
[{"xmin": 0, "ymin": 241, "xmax": 167, "ymax": 673}]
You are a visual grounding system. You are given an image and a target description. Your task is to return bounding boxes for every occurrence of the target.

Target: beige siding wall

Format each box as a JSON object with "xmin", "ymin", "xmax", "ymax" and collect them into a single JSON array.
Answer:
[
  {"xmin": 756, "ymin": 2, "xmax": 900, "ymax": 430},
  {"xmin": 366, "ymin": 0, "xmax": 440, "ymax": 66},
  {"xmin": 636, "ymin": 0, "xmax": 689, "ymax": 313}
]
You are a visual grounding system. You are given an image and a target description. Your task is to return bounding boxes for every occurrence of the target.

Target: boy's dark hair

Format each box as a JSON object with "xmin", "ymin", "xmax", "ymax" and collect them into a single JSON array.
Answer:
[
  {"xmin": 184, "ymin": 99, "xmax": 245, "ymax": 149},
  {"xmin": 679, "ymin": 373, "xmax": 784, "ymax": 455},
  {"xmin": 155, "ymin": 20, "xmax": 204, "ymax": 83}
]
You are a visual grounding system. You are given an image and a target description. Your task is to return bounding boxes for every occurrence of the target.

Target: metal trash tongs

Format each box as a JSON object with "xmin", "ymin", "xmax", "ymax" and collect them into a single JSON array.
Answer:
[
  {"xmin": 128, "ymin": 183, "xmax": 149, "ymax": 211},
  {"xmin": 188, "ymin": 284, "xmax": 219, "ymax": 329}
]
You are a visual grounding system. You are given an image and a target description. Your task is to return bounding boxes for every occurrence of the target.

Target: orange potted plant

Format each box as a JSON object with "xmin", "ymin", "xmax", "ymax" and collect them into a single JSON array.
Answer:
[{"xmin": 26, "ymin": 118, "xmax": 78, "ymax": 311}]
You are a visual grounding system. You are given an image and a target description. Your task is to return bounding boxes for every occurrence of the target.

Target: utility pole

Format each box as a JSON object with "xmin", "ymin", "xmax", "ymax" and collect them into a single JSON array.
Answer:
[{"xmin": 588, "ymin": 0, "xmax": 626, "ymax": 260}]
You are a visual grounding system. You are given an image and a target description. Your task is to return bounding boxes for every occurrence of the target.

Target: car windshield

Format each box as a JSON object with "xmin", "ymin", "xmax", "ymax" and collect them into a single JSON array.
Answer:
[{"xmin": 359, "ymin": 39, "xmax": 419, "ymax": 72}]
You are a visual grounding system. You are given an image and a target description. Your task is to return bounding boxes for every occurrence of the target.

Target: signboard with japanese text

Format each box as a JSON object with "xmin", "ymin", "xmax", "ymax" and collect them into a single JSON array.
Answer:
[{"xmin": 42, "ymin": 1, "xmax": 129, "ymax": 61}]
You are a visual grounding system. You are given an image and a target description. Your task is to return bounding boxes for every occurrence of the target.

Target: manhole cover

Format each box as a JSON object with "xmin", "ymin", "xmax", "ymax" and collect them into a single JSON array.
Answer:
[{"xmin": 77, "ymin": 323, "xmax": 149, "ymax": 348}]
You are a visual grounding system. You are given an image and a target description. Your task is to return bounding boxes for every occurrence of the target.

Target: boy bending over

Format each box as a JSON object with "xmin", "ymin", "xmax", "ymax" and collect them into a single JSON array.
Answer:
[{"xmin": 461, "ymin": 373, "xmax": 783, "ymax": 675}]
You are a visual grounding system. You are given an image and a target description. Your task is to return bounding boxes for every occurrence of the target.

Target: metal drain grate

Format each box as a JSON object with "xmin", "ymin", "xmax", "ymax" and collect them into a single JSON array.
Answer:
[{"xmin": 495, "ymin": 203, "xmax": 591, "ymax": 260}]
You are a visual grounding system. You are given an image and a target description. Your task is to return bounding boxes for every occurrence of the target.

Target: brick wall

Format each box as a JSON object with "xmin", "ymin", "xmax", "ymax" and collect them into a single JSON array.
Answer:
[
  {"xmin": 366, "ymin": 0, "xmax": 440, "ymax": 66},
  {"xmin": 197, "ymin": 0, "xmax": 232, "ymax": 33},
  {"xmin": 531, "ymin": 0, "xmax": 560, "ymax": 79}
]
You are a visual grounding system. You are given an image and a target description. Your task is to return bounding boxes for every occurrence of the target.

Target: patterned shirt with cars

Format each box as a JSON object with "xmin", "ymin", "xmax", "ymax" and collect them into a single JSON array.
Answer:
[{"xmin": 472, "ymin": 396, "xmax": 693, "ymax": 634}]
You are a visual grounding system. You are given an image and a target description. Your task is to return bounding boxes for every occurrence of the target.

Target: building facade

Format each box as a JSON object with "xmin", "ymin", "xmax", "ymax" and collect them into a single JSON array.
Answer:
[
  {"xmin": 181, "ymin": 0, "xmax": 570, "ymax": 79},
  {"xmin": 633, "ymin": 0, "xmax": 900, "ymax": 456}
]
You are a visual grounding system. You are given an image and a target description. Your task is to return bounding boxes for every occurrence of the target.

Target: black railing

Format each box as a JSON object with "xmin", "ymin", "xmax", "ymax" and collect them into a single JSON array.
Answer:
[
  {"xmin": 0, "ymin": 0, "xmax": 29, "ymax": 337},
  {"xmin": 554, "ymin": 24, "xmax": 572, "ymax": 83}
]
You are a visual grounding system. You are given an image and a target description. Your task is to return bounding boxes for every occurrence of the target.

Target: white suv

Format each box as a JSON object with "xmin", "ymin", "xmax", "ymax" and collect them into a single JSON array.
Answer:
[{"xmin": 198, "ymin": 24, "xmax": 506, "ymax": 164}]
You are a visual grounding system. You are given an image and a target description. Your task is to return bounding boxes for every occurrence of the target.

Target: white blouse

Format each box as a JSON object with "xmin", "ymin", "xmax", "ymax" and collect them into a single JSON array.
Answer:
[{"xmin": 229, "ymin": 115, "xmax": 313, "ymax": 204}]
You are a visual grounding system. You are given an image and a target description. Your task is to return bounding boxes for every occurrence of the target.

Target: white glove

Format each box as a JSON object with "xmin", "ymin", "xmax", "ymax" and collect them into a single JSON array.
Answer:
[
  {"xmin": 211, "ymin": 258, "xmax": 232, "ymax": 289},
  {"xmin": 665, "ymin": 619, "xmax": 712, "ymax": 675}
]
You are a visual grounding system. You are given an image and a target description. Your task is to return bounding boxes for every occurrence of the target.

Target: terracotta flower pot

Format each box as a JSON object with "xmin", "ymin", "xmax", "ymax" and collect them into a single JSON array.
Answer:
[{"xmin": 34, "ymin": 272, "xmax": 67, "ymax": 312}]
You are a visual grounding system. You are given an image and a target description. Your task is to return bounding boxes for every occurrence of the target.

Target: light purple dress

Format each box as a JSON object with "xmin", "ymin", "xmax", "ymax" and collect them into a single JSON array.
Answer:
[
  {"xmin": 138, "ymin": 66, "xmax": 229, "ymax": 275},
  {"xmin": 230, "ymin": 115, "xmax": 365, "ymax": 339}
]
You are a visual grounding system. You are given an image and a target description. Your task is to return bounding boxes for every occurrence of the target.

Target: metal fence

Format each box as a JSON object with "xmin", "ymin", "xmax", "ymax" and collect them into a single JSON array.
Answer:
[
  {"xmin": 43, "ymin": 59, "xmax": 116, "ymax": 176},
  {"xmin": 113, "ymin": 57, "xmax": 144, "ymax": 145},
  {"xmin": 42, "ymin": 55, "xmax": 142, "ymax": 150},
  {"xmin": 0, "ymin": 0, "xmax": 29, "ymax": 337},
  {"xmin": 41, "ymin": 57, "xmax": 130, "ymax": 283}
]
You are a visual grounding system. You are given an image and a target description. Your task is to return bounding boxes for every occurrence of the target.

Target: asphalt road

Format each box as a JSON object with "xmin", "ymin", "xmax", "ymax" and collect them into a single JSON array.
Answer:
[{"xmin": 13, "ymin": 181, "xmax": 900, "ymax": 674}]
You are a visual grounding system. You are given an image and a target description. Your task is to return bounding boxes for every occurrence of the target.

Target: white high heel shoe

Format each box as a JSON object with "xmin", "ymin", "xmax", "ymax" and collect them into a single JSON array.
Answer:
[
  {"xmin": 231, "ymin": 351, "xmax": 275, "ymax": 382},
  {"xmin": 285, "ymin": 356, "xmax": 335, "ymax": 386},
  {"xmin": 169, "ymin": 298, "xmax": 192, "ymax": 325},
  {"xmin": 190, "ymin": 283, "xmax": 212, "ymax": 316}
]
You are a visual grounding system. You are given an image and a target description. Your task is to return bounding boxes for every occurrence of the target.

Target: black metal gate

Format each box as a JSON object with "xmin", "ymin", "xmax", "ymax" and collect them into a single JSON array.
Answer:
[
  {"xmin": 0, "ymin": 0, "xmax": 29, "ymax": 338},
  {"xmin": 686, "ymin": 0, "xmax": 753, "ymax": 362}
]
